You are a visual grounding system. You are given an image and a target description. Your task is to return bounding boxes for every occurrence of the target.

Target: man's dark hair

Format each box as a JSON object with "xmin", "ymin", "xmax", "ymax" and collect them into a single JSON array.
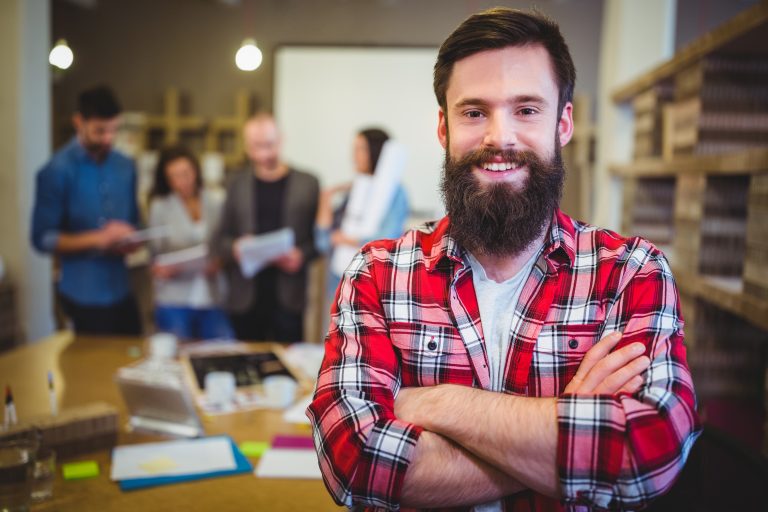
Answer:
[
  {"xmin": 150, "ymin": 145, "xmax": 203, "ymax": 198},
  {"xmin": 434, "ymin": 8, "xmax": 575, "ymax": 117},
  {"xmin": 359, "ymin": 128, "xmax": 390, "ymax": 174},
  {"xmin": 77, "ymin": 85, "xmax": 122, "ymax": 119}
]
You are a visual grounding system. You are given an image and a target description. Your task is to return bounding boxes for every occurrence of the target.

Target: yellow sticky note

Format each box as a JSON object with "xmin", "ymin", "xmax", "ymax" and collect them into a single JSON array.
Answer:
[
  {"xmin": 139, "ymin": 456, "xmax": 178, "ymax": 474},
  {"xmin": 239, "ymin": 441, "xmax": 269, "ymax": 458},
  {"xmin": 62, "ymin": 460, "xmax": 100, "ymax": 480}
]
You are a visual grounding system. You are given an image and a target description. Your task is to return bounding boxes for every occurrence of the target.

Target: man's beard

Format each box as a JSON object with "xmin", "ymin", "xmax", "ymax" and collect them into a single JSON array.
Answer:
[
  {"xmin": 440, "ymin": 141, "xmax": 565, "ymax": 258},
  {"xmin": 83, "ymin": 140, "xmax": 110, "ymax": 162}
]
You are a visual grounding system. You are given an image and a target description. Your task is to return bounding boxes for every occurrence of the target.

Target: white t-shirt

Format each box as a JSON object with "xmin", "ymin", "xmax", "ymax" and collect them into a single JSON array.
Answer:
[{"xmin": 465, "ymin": 248, "xmax": 540, "ymax": 512}]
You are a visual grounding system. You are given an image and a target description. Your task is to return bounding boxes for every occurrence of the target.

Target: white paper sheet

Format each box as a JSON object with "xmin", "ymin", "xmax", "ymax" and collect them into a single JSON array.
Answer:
[
  {"xmin": 237, "ymin": 228, "xmax": 295, "ymax": 278},
  {"xmin": 255, "ymin": 448, "xmax": 322, "ymax": 479},
  {"xmin": 331, "ymin": 141, "xmax": 406, "ymax": 275},
  {"xmin": 282, "ymin": 394, "xmax": 312, "ymax": 425},
  {"xmin": 110, "ymin": 437, "xmax": 236, "ymax": 480},
  {"xmin": 117, "ymin": 226, "xmax": 171, "ymax": 246},
  {"xmin": 154, "ymin": 244, "xmax": 209, "ymax": 273}
]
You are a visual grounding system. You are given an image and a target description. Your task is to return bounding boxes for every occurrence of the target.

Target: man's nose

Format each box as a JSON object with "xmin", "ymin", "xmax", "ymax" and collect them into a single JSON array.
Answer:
[{"xmin": 483, "ymin": 114, "xmax": 517, "ymax": 150}]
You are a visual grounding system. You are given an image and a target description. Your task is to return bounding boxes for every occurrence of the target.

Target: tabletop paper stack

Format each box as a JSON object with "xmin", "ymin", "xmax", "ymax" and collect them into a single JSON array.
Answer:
[{"xmin": 110, "ymin": 435, "xmax": 252, "ymax": 490}]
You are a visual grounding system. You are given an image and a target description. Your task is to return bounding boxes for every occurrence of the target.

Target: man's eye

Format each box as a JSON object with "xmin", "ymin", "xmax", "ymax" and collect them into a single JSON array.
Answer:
[
  {"xmin": 465, "ymin": 110, "xmax": 484, "ymax": 118},
  {"xmin": 519, "ymin": 108, "xmax": 537, "ymax": 116}
]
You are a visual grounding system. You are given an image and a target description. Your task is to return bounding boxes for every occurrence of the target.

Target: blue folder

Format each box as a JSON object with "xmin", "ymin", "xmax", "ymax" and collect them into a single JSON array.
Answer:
[{"xmin": 118, "ymin": 435, "xmax": 253, "ymax": 491}]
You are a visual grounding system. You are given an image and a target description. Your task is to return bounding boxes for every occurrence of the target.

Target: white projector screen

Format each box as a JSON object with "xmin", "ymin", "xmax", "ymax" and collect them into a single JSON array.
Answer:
[{"xmin": 274, "ymin": 46, "xmax": 445, "ymax": 217}]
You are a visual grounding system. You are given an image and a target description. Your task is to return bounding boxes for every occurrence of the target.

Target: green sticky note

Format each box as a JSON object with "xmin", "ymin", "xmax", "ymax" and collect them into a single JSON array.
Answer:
[
  {"xmin": 239, "ymin": 441, "xmax": 269, "ymax": 458},
  {"xmin": 62, "ymin": 460, "xmax": 100, "ymax": 480}
]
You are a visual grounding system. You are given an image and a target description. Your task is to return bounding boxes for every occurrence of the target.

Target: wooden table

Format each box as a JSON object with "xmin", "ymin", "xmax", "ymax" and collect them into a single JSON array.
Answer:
[{"xmin": 0, "ymin": 332, "xmax": 342, "ymax": 511}]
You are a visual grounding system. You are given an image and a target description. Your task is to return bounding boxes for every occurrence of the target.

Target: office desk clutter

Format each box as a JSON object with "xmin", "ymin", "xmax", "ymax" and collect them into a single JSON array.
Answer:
[
  {"xmin": 185, "ymin": 342, "xmax": 305, "ymax": 414},
  {"xmin": 0, "ymin": 334, "xmax": 339, "ymax": 509}
]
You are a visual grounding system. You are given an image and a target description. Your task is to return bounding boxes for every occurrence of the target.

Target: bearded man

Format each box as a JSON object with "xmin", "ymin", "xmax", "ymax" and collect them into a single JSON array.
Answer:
[
  {"xmin": 31, "ymin": 85, "xmax": 143, "ymax": 335},
  {"xmin": 308, "ymin": 8, "xmax": 700, "ymax": 512}
]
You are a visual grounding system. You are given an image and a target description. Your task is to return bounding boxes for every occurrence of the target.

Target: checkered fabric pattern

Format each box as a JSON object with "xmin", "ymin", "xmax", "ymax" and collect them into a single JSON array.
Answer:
[{"xmin": 307, "ymin": 210, "xmax": 700, "ymax": 511}]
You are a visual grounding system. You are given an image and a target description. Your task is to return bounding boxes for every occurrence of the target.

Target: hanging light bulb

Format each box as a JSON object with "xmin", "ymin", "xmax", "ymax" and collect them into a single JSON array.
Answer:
[
  {"xmin": 235, "ymin": 38, "xmax": 263, "ymax": 71},
  {"xmin": 49, "ymin": 39, "xmax": 74, "ymax": 70}
]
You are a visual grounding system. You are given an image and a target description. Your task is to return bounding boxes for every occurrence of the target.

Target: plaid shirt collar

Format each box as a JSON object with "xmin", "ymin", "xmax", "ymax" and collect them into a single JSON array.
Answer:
[{"xmin": 423, "ymin": 208, "xmax": 576, "ymax": 274}]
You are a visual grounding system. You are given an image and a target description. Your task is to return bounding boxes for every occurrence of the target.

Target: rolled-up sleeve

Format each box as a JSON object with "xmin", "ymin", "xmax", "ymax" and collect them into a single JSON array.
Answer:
[
  {"xmin": 31, "ymin": 164, "xmax": 65, "ymax": 253},
  {"xmin": 556, "ymin": 251, "xmax": 701, "ymax": 510},
  {"xmin": 307, "ymin": 250, "xmax": 422, "ymax": 510}
]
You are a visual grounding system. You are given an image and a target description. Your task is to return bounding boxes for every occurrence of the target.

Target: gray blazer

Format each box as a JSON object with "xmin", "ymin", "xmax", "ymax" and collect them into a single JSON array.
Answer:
[{"xmin": 211, "ymin": 167, "xmax": 319, "ymax": 314}]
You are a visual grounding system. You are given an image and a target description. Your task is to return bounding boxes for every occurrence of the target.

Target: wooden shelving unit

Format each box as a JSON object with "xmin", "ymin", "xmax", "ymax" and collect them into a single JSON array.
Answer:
[
  {"xmin": 612, "ymin": 0, "xmax": 768, "ymax": 456},
  {"xmin": 116, "ymin": 87, "xmax": 256, "ymax": 170}
]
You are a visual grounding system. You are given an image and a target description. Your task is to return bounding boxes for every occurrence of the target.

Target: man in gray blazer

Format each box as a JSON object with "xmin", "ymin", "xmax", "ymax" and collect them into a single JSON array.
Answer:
[{"xmin": 212, "ymin": 113, "xmax": 319, "ymax": 342}]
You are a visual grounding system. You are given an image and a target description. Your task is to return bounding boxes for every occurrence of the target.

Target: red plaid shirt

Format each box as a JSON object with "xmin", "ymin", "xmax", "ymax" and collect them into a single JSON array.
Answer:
[{"xmin": 308, "ymin": 210, "xmax": 700, "ymax": 511}]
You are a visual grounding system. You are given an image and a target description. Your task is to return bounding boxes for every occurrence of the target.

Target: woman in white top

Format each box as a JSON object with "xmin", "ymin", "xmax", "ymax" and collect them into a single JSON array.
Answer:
[{"xmin": 148, "ymin": 146, "xmax": 232, "ymax": 340}]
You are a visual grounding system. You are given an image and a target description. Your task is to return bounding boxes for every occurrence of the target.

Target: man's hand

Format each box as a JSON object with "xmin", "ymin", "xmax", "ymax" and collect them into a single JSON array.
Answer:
[
  {"xmin": 274, "ymin": 247, "xmax": 303, "ymax": 273},
  {"xmin": 564, "ymin": 331, "xmax": 650, "ymax": 395},
  {"xmin": 99, "ymin": 221, "xmax": 142, "ymax": 253},
  {"xmin": 232, "ymin": 235, "xmax": 253, "ymax": 263},
  {"xmin": 150, "ymin": 263, "xmax": 179, "ymax": 280},
  {"xmin": 330, "ymin": 229, "xmax": 358, "ymax": 248},
  {"xmin": 204, "ymin": 258, "xmax": 221, "ymax": 276}
]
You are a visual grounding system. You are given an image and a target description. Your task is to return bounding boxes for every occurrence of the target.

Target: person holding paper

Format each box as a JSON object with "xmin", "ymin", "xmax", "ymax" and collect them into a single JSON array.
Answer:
[
  {"xmin": 315, "ymin": 128, "xmax": 409, "ymax": 300},
  {"xmin": 31, "ymin": 85, "xmax": 143, "ymax": 335},
  {"xmin": 308, "ymin": 8, "xmax": 700, "ymax": 511},
  {"xmin": 212, "ymin": 113, "xmax": 319, "ymax": 342},
  {"xmin": 147, "ymin": 146, "xmax": 233, "ymax": 340}
]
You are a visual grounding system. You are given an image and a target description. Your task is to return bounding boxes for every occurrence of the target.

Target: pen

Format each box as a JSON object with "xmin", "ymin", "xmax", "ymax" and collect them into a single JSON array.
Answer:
[
  {"xmin": 48, "ymin": 371, "xmax": 58, "ymax": 416},
  {"xmin": 4, "ymin": 385, "xmax": 17, "ymax": 428}
]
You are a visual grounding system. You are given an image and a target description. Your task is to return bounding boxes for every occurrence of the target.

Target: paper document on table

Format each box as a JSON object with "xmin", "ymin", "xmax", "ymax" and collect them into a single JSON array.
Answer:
[
  {"xmin": 154, "ymin": 244, "xmax": 209, "ymax": 273},
  {"xmin": 237, "ymin": 228, "xmax": 294, "ymax": 278},
  {"xmin": 110, "ymin": 437, "xmax": 235, "ymax": 480},
  {"xmin": 255, "ymin": 448, "xmax": 322, "ymax": 479}
]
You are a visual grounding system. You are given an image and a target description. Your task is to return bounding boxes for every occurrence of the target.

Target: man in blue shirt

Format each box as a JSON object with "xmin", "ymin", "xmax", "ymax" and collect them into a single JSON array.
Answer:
[{"xmin": 31, "ymin": 86, "xmax": 143, "ymax": 335}]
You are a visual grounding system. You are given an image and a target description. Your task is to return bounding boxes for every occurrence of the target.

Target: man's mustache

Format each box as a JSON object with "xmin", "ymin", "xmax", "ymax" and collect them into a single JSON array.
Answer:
[{"xmin": 450, "ymin": 148, "xmax": 542, "ymax": 170}]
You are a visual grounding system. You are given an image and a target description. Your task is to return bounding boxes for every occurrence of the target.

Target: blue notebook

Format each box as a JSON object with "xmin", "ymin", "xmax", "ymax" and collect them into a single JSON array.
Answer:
[{"xmin": 118, "ymin": 436, "xmax": 252, "ymax": 491}]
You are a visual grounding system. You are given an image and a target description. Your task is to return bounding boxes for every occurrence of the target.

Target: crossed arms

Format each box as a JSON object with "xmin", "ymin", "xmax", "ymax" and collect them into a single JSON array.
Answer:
[
  {"xmin": 308, "ymin": 246, "xmax": 700, "ymax": 510},
  {"xmin": 396, "ymin": 332, "xmax": 648, "ymax": 508}
]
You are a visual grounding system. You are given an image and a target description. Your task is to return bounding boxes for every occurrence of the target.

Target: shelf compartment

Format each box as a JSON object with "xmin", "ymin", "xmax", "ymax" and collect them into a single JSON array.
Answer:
[
  {"xmin": 745, "ymin": 173, "xmax": 768, "ymax": 301},
  {"xmin": 684, "ymin": 298, "xmax": 767, "ymax": 453},
  {"xmin": 674, "ymin": 268, "xmax": 768, "ymax": 332},
  {"xmin": 699, "ymin": 175, "xmax": 750, "ymax": 277},
  {"xmin": 622, "ymin": 177, "xmax": 676, "ymax": 246}
]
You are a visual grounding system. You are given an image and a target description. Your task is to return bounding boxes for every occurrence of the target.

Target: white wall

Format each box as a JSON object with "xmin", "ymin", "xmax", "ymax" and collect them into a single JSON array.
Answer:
[
  {"xmin": 275, "ymin": 46, "xmax": 445, "ymax": 217},
  {"xmin": 0, "ymin": 0, "xmax": 54, "ymax": 342}
]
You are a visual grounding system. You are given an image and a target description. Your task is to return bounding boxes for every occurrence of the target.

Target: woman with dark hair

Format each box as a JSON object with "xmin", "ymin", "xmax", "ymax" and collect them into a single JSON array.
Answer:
[
  {"xmin": 148, "ymin": 146, "xmax": 232, "ymax": 340},
  {"xmin": 316, "ymin": 128, "xmax": 409, "ymax": 299}
]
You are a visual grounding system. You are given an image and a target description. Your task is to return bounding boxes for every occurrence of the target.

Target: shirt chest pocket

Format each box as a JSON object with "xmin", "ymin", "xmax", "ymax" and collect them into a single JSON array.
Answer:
[
  {"xmin": 532, "ymin": 323, "xmax": 603, "ymax": 395},
  {"xmin": 389, "ymin": 322, "xmax": 474, "ymax": 388}
]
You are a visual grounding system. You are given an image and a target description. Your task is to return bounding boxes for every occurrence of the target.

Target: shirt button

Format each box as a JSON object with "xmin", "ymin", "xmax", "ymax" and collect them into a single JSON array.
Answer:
[
  {"xmin": 568, "ymin": 338, "xmax": 579, "ymax": 349},
  {"xmin": 427, "ymin": 339, "xmax": 437, "ymax": 351}
]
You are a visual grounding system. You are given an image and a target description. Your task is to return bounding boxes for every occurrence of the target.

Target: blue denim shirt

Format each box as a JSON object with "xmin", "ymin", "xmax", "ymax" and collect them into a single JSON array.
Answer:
[{"xmin": 31, "ymin": 138, "xmax": 140, "ymax": 306}]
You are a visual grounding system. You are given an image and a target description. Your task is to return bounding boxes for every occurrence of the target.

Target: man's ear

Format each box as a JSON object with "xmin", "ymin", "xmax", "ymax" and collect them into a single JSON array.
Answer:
[
  {"xmin": 72, "ymin": 113, "xmax": 83, "ymax": 132},
  {"xmin": 437, "ymin": 109, "xmax": 448, "ymax": 149},
  {"xmin": 558, "ymin": 102, "xmax": 574, "ymax": 147}
]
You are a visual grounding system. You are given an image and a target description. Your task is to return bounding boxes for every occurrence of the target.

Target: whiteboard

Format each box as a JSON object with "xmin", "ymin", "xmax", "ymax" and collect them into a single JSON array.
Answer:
[{"xmin": 274, "ymin": 46, "xmax": 445, "ymax": 216}]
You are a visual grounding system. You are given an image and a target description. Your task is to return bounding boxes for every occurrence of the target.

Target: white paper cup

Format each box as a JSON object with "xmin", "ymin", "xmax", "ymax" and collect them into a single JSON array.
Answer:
[
  {"xmin": 149, "ymin": 332, "xmax": 178, "ymax": 360},
  {"xmin": 205, "ymin": 371, "xmax": 236, "ymax": 410},
  {"xmin": 262, "ymin": 375, "xmax": 297, "ymax": 408}
]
